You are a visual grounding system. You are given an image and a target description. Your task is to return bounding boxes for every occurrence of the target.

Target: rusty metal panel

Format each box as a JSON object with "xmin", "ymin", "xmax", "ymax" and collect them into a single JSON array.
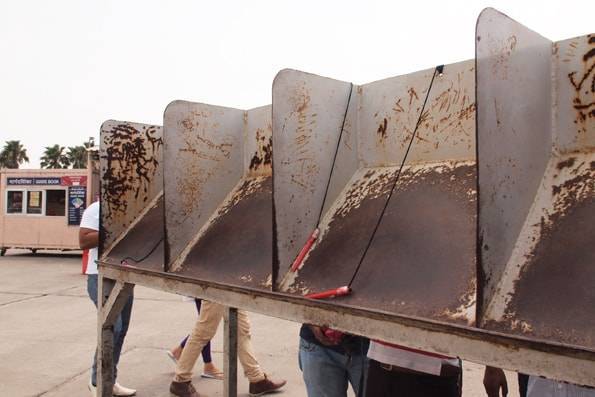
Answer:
[
  {"xmin": 272, "ymin": 70, "xmax": 356, "ymax": 287},
  {"xmin": 163, "ymin": 101, "xmax": 245, "ymax": 267},
  {"xmin": 479, "ymin": 26, "xmax": 595, "ymax": 349},
  {"xmin": 274, "ymin": 63, "xmax": 477, "ymax": 325},
  {"xmin": 476, "ymin": 8, "xmax": 554, "ymax": 318},
  {"xmin": 165, "ymin": 103, "xmax": 274, "ymax": 289},
  {"xmin": 99, "ymin": 121, "xmax": 163, "ymax": 260},
  {"xmin": 103, "ymin": 195, "xmax": 164, "ymax": 272}
]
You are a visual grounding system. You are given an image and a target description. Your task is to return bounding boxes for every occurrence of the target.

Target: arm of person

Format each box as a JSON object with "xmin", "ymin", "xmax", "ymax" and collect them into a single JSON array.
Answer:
[
  {"xmin": 79, "ymin": 227, "xmax": 98, "ymax": 250},
  {"xmin": 483, "ymin": 366, "xmax": 508, "ymax": 397},
  {"xmin": 79, "ymin": 202, "xmax": 99, "ymax": 250},
  {"xmin": 307, "ymin": 325, "xmax": 339, "ymax": 346}
]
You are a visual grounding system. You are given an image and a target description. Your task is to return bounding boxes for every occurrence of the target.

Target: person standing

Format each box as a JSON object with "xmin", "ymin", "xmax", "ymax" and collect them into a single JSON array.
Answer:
[
  {"xmin": 364, "ymin": 341, "xmax": 462, "ymax": 397},
  {"xmin": 169, "ymin": 300, "xmax": 286, "ymax": 397},
  {"xmin": 80, "ymin": 201, "xmax": 136, "ymax": 397},
  {"xmin": 167, "ymin": 298, "xmax": 223, "ymax": 380},
  {"xmin": 299, "ymin": 324, "xmax": 368, "ymax": 397}
]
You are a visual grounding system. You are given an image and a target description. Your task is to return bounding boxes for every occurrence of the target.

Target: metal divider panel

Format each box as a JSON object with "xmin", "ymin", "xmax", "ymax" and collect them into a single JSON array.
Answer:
[
  {"xmin": 476, "ymin": 8, "xmax": 553, "ymax": 320},
  {"xmin": 350, "ymin": 61, "xmax": 476, "ymax": 324},
  {"xmin": 99, "ymin": 120, "xmax": 164, "ymax": 270},
  {"xmin": 277, "ymin": 62, "xmax": 477, "ymax": 325},
  {"xmin": 163, "ymin": 101, "xmax": 244, "ymax": 268},
  {"xmin": 482, "ymin": 34, "xmax": 595, "ymax": 348},
  {"xmin": 165, "ymin": 102, "xmax": 274, "ymax": 289},
  {"xmin": 273, "ymin": 69, "xmax": 356, "ymax": 288}
]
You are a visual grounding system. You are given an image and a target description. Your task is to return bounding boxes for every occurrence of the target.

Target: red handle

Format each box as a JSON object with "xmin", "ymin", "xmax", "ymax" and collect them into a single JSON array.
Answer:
[
  {"xmin": 305, "ymin": 286, "xmax": 351, "ymax": 300},
  {"xmin": 290, "ymin": 228, "xmax": 319, "ymax": 272}
]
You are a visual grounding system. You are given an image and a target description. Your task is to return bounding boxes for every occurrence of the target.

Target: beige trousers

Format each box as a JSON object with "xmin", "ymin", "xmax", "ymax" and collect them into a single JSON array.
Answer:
[{"xmin": 174, "ymin": 300, "xmax": 265, "ymax": 383}]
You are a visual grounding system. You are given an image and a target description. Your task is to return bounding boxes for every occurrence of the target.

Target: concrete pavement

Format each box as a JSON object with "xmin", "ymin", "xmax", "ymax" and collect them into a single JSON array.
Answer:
[{"xmin": 0, "ymin": 250, "xmax": 519, "ymax": 397}]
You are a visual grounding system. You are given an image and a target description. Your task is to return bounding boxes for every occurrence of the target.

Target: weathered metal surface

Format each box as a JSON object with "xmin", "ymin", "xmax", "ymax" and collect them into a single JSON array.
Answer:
[
  {"xmin": 99, "ymin": 262, "xmax": 595, "ymax": 387},
  {"xmin": 275, "ymin": 63, "xmax": 477, "ymax": 325},
  {"xmin": 165, "ymin": 103, "xmax": 273, "ymax": 288},
  {"xmin": 475, "ymin": 8, "xmax": 553, "ymax": 318},
  {"xmin": 175, "ymin": 176, "xmax": 272, "ymax": 288},
  {"xmin": 99, "ymin": 121, "xmax": 163, "ymax": 255},
  {"xmin": 272, "ymin": 70, "xmax": 356, "ymax": 288},
  {"xmin": 102, "ymin": 195, "xmax": 164, "ymax": 272},
  {"xmin": 163, "ymin": 101, "xmax": 244, "ymax": 267},
  {"xmin": 479, "ymin": 18, "xmax": 595, "ymax": 349}
]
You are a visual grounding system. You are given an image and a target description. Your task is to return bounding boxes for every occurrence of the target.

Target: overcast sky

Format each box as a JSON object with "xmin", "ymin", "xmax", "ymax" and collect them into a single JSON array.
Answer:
[{"xmin": 1, "ymin": 0, "xmax": 593, "ymax": 168}]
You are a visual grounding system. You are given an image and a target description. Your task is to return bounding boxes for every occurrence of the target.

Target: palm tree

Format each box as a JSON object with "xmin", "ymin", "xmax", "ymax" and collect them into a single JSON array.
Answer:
[
  {"xmin": 67, "ymin": 145, "xmax": 87, "ymax": 168},
  {"xmin": 84, "ymin": 136, "xmax": 95, "ymax": 149},
  {"xmin": 0, "ymin": 140, "xmax": 29, "ymax": 168},
  {"xmin": 40, "ymin": 145, "xmax": 70, "ymax": 169}
]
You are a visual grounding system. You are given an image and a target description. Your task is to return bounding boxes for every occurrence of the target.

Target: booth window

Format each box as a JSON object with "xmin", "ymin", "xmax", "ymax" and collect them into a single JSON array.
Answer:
[
  {"xmin": 46, "ymin": 189, "xmax": 66, "ymax": 216},
  {"xmin": 27, "ymin": 191, "xmax": 43, "ymax": 214},
  {"xmin": 6, "ymin": 191, "xmax": 24, "ymax": 214}
]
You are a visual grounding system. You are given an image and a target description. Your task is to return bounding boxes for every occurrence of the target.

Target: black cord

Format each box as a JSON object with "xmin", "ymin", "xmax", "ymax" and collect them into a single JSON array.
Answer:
[
  {"xmin": 348, "ymin": 65, "xmax": 443, "ymax": 287},
  {"xmin": 316, "ymin": 83, "xmax": 354, "ymax": 226},
  {"xmin": 121, "ymin": 237, "xmax": 164, "ymax": 264}
]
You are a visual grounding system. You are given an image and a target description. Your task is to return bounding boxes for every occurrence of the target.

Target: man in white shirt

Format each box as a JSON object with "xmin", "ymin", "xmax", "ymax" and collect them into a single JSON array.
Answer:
[
  {"xmin": 364, "ymin": 341, "xmax": 462, "ymax": 396},
  {"xmin": 79, "ymin": 201, "xmax": 136, "ymax": 397}
]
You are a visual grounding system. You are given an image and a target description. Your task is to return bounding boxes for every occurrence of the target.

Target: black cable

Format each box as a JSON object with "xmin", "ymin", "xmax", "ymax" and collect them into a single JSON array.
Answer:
[
  {"xmin": 121, "ymin": 237, "xmax": 164, "ymax": 265},
  {"xmin": 316, "ymin": 83, "xmax": 354, "ymax": 226},
  {"xmin": 347, "ymin": 65, "xmax": 443, "ymax": 287}
]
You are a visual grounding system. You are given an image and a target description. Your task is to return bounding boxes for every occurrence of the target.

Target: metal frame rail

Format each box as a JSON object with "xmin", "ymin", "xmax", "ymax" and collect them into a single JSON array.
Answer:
[{"xmin": 96, "ymin": 262, "xmax": 595, "ymax": 397}]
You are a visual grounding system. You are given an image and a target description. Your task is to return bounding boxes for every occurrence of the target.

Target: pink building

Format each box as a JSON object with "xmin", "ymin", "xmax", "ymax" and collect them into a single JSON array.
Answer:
[{"xmin": 0, "ymin": 158, "xmax": 98, "ymax": 255}]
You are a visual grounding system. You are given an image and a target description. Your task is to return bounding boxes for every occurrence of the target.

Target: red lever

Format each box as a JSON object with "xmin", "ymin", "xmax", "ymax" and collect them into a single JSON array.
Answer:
[
  {"xmin": 305, "ymin": 286, "xmax": 351, "ymax": 300},
  {"xmin": 290, "ymin": 228, "xmax": 320, "ymax": 272}
]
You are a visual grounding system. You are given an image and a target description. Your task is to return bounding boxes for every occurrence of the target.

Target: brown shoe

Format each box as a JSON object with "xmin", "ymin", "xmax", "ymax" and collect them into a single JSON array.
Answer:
[
  {"xmin": 169, "ymin": 380, "xmax": 201, "ymax": 397},
  {"xmin": 249, "ymin": 375, "xmax": 286, "ymax": 396}
]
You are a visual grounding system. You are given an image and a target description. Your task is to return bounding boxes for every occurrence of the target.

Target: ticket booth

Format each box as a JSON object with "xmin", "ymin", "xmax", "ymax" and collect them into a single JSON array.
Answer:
[{"xmin": 0, "ymin": 167, "xmax": 95, "ymax": 255}]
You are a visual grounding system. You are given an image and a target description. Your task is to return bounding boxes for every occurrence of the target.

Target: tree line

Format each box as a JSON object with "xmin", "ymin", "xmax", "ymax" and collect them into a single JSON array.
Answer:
[{"xmin": 0, "ymin": 138, "xmax": 95, "ymax": 169}]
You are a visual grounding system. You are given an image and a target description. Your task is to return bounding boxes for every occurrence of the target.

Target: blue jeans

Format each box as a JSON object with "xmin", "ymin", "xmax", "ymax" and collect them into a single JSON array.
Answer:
[
  {"xmin": 87, "ymin": 274, "xmax": 134, "ymax": 386},
  {"xmin": 299, "ymin": 337, "xmax": 368, "ymax": 397}
]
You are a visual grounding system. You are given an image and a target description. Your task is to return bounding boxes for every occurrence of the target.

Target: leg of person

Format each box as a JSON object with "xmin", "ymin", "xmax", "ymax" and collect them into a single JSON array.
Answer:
[
  {"xmin": 170, "ymin": 301, "xmax": 225, "ymax": 397},
  {"xmin": 298, "ymin": 337, "xmax": 349, "ymax": 397},
  {"xmin": 111, "ymin": 292, "xmax": 136, "ymax": 396},
  {"xmin": 112, "ymin": 291, "xmax": 133, "ymax": 378},
  {"xmin": 236, "ymin": 310, "xmax": 286, "ymax": 396},
  {"xmin": 87, "ymin": 274, "xmax": 99, "ymax": 388},
  {"xmin": 346, "ymin": 349, "xmax": 368, "ymax": 397},
  {"xmin": 363, "ymin": 359, "xmax": 398, "ymax": 397},
  {"xmin": 192, "ymin": 298, "xmax": 213, "ymax": 365}
]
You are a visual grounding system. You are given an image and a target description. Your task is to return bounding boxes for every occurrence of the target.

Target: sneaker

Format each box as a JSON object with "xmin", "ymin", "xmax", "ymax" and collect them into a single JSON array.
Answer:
[
  {"xmin": 249, "ymin": 375, "xmax": 286, "ymax": 396},
  {"xmin": 170, "ymin": 380, "xmax": 201, "ymax": 397},
  {"xmin": 113, "ymin": 382, "xmax": 136, "ymax": 396},
  {"xmin": 88, "ymin": 380, "xmax": 96, "ymax": 397}
]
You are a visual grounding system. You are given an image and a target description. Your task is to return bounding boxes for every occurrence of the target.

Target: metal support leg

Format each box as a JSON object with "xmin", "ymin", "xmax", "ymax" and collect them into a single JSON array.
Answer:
[
  {"xmin": 224, "ymin": 307, "xmax": 238, "ymax": 397},
  {"xmin": 97, "ymin": 275, "xmax": 134, "ymax": 397}
]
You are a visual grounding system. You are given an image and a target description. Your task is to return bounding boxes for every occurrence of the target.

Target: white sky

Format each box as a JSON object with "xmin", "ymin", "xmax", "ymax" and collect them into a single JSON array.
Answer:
[{"xmin": 0, "ymin": 0, "xmax": 593, "ymax": 168}]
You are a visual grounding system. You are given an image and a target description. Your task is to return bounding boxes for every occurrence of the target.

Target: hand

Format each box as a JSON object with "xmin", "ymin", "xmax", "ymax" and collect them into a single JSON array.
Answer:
[
  {"xmin": 308, "ymin": 325, "xmax": 339, "ymax": 346},
  {"xmin": 483, "ymin": 366, "xmax": 508, "ymax": 397}
]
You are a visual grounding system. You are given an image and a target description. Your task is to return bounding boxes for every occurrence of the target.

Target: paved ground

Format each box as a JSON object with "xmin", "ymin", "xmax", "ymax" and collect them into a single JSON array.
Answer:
[{"xmin": 0, "ymin": 250, "xmax": 520, "ymax": 397}]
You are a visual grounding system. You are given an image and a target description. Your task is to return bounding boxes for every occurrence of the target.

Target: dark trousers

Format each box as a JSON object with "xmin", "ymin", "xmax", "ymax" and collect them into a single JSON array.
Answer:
[{"xmin": 364, "ymin": 359, "xmax": 461, "ymax": 397}]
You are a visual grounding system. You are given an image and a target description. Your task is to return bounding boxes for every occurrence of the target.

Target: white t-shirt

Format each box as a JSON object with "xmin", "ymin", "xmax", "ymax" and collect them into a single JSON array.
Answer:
[
  {"xmin": 528, "ymin": 376, "xmax": 595, "ymax": 397},
  {"xmin": 368, "ymin": 340, "xmax": 460, "ymax": 376},
  {"xmin": 80, "ymin": 201, "xmax": 99, "ymax": 275}
]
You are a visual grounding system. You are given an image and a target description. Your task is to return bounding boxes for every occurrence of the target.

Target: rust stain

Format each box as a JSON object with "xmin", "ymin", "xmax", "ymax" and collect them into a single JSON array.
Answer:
[
  {"xmin": 568, "ymin": 34, "xmax": 595, "ymax": 134},
  {"xmin": 249, "ymin": 127, "xmax": 273, "ymax": 172},
  {"xmin": 377, "ymin": 117, "xmax": 388, "ymax": 140},
  {"xmin": 101, "ymin": 124, "xmax": 162, "ymax": 223}
]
